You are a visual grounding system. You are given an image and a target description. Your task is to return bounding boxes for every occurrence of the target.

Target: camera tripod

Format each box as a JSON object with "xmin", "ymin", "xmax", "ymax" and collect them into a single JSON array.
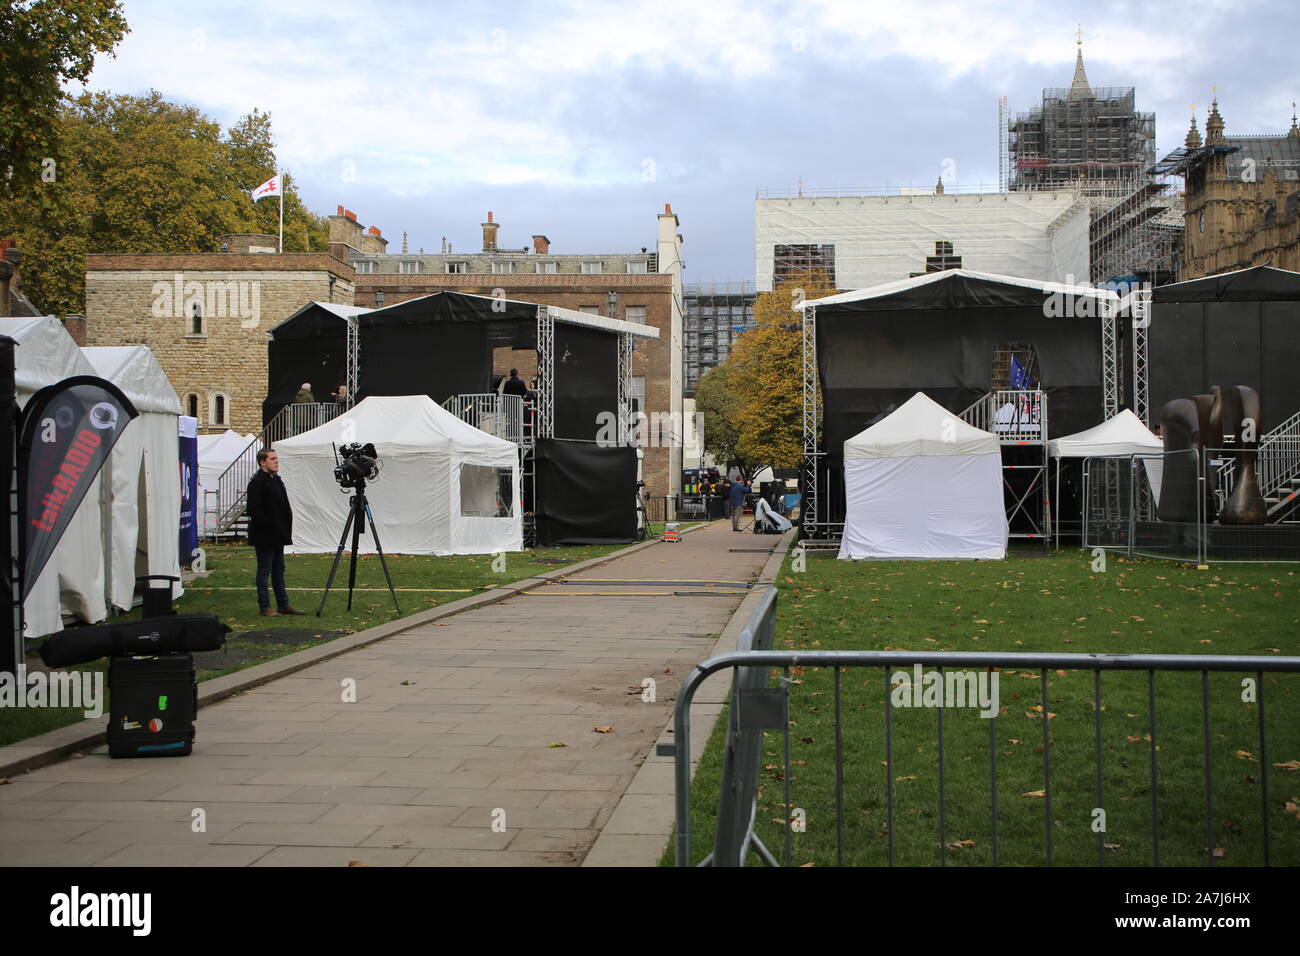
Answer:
[{"xmin": 317, "ymin": 480, "xmax": 401, "ymax": 615}]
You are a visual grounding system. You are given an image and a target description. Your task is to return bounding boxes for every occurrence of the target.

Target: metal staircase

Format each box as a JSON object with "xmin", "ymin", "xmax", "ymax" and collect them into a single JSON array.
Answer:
[
  {"xmin": 1213, "ymin": 408, "xmax": 1300, "ymax": 523},
  {"xmin": 210, "ymin": 403, "xmax": 345, "ymax": 536},
  {"xmin": 959, "ymin": 389, "xmax": 1051, "ymax": 539}
]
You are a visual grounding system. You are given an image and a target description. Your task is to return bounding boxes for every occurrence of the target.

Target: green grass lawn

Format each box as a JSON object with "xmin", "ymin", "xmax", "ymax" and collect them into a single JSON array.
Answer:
[
  {"xmin": 668, "ymin": 548, "xmax": 1300, "ymax": 867},
  {"xmin": 1, "ymin": 539, "xmax": 631, "ymax": 749}
]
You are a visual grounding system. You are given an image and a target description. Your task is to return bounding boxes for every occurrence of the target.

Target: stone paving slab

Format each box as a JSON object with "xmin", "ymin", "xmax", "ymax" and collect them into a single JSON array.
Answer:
[{"xmin": 1, "ymin": 520, "xmax": 780, "ymax": 866}]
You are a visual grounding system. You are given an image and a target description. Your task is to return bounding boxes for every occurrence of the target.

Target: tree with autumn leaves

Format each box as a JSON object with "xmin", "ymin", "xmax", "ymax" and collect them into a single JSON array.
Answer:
[{"xmin": 697, "ymin": 271, "xmax": 834, "ymax": 478}]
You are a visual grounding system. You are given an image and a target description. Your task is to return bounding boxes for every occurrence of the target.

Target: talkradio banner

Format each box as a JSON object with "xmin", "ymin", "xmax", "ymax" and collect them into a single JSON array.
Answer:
[{"xmin": 18, "ymin": 375, "xmax": 137, "ymax": 600}]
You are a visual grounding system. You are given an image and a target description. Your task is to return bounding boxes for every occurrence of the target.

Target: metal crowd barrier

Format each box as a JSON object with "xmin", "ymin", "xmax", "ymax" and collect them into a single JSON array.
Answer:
[{"xmin": 668, "ymin": 586, "xmax": 1300, "ymax": 866}]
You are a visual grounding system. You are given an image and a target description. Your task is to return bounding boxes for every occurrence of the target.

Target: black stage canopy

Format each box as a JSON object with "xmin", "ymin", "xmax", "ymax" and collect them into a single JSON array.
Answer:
[
  {"xmin": 811, "ymin": 272, "xmax": 1109, "ymax": 457},
  {"xmin": 357, "ymin": 291, "xmax": 616, "ymax": 442},
  {"xmin": 1145, "ymin": 266, "xmax": 1300, "ymax": 431},
  {"xmin": 264, "ymin": 302, "xmax": 359, "ymax": 424}
]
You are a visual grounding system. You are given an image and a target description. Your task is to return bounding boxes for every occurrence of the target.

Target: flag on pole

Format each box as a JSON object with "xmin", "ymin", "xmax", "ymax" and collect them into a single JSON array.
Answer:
[
  {"xmin": 251, "ymin": 174, "xmax": 281, "ymax": 202},
  {"xmin": 1009, "ymin": 355, "xmax": 1029, "ymax": 389}
]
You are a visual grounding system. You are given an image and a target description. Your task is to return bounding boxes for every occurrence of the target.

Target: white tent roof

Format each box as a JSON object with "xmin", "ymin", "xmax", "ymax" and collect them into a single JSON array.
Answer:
[
  {"xmin": 0, "ymin": 315, "xmax": 97, "ymax": 402},
  {"xmin": 798, "ymin": 268, "xmax": 1120, "ymax": 310},
  {"xmin": 845, "ymin": 392, "xmax": 999, "ymax": 459},
  {"xmin": 276, "ymin": 394, "xmax": 518, "ymax": 458},
  {"xmin": 199, "ymin": 429, "xmax": 256, "ymax": 461},
  {"xmin": 1049, "ymin": 409, "xmax": 1162, "ymax": 458},
  {"xmin": 82, "ymin": 345, "xmax": 182, "ymax": 415}
]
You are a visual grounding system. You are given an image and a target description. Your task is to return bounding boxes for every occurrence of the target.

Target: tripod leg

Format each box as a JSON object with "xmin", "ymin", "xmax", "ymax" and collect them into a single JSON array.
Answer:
[
  {"xmin": 346, "ymin": 495, "xmax": 364, "ymax": 611},
  {"xmin": 317, "ymin": 503, "xmax": 357, "ymax": 616},
  {"xmin": 364, "ymin": 501, "xmax": 402, "ymax": 613}
]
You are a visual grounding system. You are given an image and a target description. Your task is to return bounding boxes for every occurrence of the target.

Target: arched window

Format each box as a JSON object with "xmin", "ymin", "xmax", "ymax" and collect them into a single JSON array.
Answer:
[
  {"xmin": 190, "ymin": 300, "xmax": 204, "ymax": 335},
  {"xmin": 185, "ymin": 393, "xmax": 200, "ymax": 420},
  {"xmin": 210, "ymin": 391, "xmax": 230, "ymax": 427}
]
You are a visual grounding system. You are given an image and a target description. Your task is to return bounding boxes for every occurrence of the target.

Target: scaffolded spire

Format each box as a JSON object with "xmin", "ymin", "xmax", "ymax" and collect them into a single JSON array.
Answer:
[{"xmin": 1069, "ymin": 23, "xmax": 1092, "ymax": 100}]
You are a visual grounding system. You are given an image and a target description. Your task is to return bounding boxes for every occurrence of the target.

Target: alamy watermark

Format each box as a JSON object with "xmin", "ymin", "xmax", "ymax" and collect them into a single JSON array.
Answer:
[
  {"xmin": 152, "ymin": 274, "xmax": 262, "ymax": 328},
  {"xmin": 890, "ymin": 664, "xmax": 1000, "ymax": 718},
  {"xmin": 595, "ymin": 410, "xmax": 704, "ymax": 450},
  {"xmin": 0, "ymin": 666, "xmax": 104, "ymax": 718}
]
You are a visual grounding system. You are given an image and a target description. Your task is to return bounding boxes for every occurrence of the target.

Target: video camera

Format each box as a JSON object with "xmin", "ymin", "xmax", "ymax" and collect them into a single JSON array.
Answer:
[{"xmin": 333, "ymin": 442, "xmax": 380, "ymax": 489}]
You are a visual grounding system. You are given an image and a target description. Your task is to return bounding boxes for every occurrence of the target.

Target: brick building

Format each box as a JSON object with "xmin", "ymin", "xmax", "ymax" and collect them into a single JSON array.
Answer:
[
  {"xmin": 84, "ymin": 247, "xmax": 356, "ymax": 435},
  {"xmin": 1159, "ymin": 101, "xmax": 1300, "ymax": 278},
  {"xmin": 328, "ymin": 205, "xmax": 685, "ymax": 498}
]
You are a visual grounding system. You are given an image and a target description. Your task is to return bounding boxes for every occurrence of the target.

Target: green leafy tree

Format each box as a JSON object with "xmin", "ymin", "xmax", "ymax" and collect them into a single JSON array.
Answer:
[
  {"xmin": 694, "ymin": 361, "xmax": 762, "ymax": 481},
  {"xmin": 727, "ymin": 271, "xmax": 835, "ymax": 469},
  {"xmin": 0, "ymin": 91, "xmax": 329, "ymax": 314},
  {"xmin": 0, "ymin": 0, "xmax": 129, "ymax": 196}
]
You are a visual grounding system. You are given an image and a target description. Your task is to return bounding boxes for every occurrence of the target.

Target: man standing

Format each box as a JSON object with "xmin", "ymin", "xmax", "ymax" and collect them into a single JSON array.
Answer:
[
  {"xmin": 247, "ymin": 449, "xmax": 305, "ymax": 616},
  {"xmin": 503, "ymin": 368, "xmax": 528, "ymax": 398},
  {"xmin": 729, "ymin": 477, "xmax": 750, "ymax": 532}
]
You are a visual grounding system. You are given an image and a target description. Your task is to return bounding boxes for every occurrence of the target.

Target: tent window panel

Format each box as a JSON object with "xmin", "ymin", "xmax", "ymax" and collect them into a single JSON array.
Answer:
[{"xmin": 460, "ymin": 464, "xmax": 514, "ymax": 517}]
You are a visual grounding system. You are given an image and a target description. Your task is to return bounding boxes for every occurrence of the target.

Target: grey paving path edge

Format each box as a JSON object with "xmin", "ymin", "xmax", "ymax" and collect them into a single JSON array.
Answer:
[
  {"xmin": 582, "ymin": 527, "xmax": 797, "ymax": 867},
  {"xmin": 0, "ymin": 524, "xmax": 713, "ymax": 781}
]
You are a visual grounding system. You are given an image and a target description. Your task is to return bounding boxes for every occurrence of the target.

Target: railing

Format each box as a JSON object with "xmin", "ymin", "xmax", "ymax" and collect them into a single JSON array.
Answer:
[
  {"xmin": 212, "ymin": 402, "xmax": 344, "ymax": 534},
  {"xmin": 667, "ymin": 586, "xmax": 1300, "ymax": 866},
  {"xmin": 958, "ymin": 389, "xmax": 1047, "ymax": 442},
  {"xmin": 1215, "ymin": 408, "xmax": 1300, "ymax": 512},
  {"xmin": 441, "ymin": 393, "xmax": 528, "ymax": 446}
]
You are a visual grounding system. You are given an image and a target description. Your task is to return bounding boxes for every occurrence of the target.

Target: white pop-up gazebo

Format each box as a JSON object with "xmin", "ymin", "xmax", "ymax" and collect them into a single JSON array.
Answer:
[
  {"xmin": 82, "ymin": 345, "xmax": 184, "ymax": 611},
  {"xmin": 0, "ymin": 316, "xmax": 105, "ymax": 637},
  {"xmin": 276, "ymin": 395, "xmax": 522, "ymax": 555},
  {"xmin": 197, "ymin": 429, "xmax": 256, "ymax": 533},
  {"xmin": 840, "ymin": 392, "xmax": 1008, "ymax": 560},
  {"xmin": 1048, "ymin": 409, "xmax": 1165, "ymax": 542}
]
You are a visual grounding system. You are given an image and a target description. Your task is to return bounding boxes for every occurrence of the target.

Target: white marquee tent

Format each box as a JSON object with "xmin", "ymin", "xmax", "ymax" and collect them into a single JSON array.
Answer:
[
  {"xmin": 82, "ymin": 345, "xmax": 184, "ymax": 611},
  {"xmin": 276, "ymin": 395, "xmax": 522, "ymax": 555},
  {"xmin": 197, "ymin": 429, "xmax": 255, "ymax": 533},
  {"xmin": 0, "ymin": 316, "xmax": 105, "ymax": 637},
  {"xmin": 840, "ymin": 392, "xmax": 1008, "ymax": 560},
  {"xmin": 1048, "ymin": 409, "xmax": 1166, "ymax": 531}
]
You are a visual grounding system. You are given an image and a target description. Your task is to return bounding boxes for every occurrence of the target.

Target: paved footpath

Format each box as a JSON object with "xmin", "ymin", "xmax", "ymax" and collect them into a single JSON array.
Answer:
[{"xmin": 0, "ymin": 522, "xmax": 777, "ymax": 867}]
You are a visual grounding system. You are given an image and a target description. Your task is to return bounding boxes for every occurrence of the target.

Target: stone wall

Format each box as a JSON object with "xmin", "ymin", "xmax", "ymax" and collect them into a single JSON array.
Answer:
[{"xmin": 84, "ymin": 254, "xmax": 355, "ymax": 436}]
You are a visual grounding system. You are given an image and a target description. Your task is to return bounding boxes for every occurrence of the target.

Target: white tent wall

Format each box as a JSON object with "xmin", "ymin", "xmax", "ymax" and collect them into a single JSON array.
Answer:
[
  {"xmin": 755, "ymin": 192, "xmax": 1089, "ymax": 292},
  {"xmin": 0, "ymin": 316, "xmax": 106, "ymax": 638},
  {"xmin": 839, "ymin": 392, "xmax": 1008, "ymax": 561},
  {"xmin": 196, "ymin": 430, "xmax": 255, "ymax": 533},
  {"xmin": 841, "ymin": 455, "xmax": 1007, "ymax": 559},
  {"xmin": 277, "ymin": 396, "xmax": 521, "ymax": 557},
  {"xmin": 82, "ymin": 346, "xmax": 183, "ymax": 612}
]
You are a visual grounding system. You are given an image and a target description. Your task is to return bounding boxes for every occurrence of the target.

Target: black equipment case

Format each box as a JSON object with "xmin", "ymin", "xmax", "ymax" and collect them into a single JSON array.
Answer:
[{"xmin": 107, "ymin": 653, "xmax": 198, "ymax": 758}]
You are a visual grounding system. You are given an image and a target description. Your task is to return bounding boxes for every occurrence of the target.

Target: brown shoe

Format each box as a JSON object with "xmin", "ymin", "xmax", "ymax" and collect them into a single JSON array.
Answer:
[
  {"xmin": 260, "ymin": 608, "xmax": 279, "ymax": 617},
  {"xmin": 279, "ymin": 606, "xmax": 307, "ymax": 616}
]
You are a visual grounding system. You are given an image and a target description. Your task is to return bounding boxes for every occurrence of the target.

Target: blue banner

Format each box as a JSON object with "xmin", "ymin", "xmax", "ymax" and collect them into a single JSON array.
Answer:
[{"xmin": 178, "ymin": 416, "xmax": 199, "ymax": 565}]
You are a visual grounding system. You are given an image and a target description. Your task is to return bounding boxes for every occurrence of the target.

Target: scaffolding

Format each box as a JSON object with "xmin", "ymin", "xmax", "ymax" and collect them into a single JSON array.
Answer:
[{"xmin": 683, "ymin": 281, "xmax": 756, "ymax": 396}]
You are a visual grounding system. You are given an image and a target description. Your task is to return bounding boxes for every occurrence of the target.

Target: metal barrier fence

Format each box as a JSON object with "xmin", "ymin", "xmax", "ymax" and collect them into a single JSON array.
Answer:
[
  {"xmin": 441, "ymin": 393, "xmax": 527, "ymax": 446},
  {"xmin": 1084, "ymin": 451, "xmax": 1300, "ymax": 564},
  {"xmin": 213, "ymin": 402, "xmax": 344, "ymax": 534},
  {"xmin": 669, "ymin": 587, "xmax": 1300, "ymax": 866}
]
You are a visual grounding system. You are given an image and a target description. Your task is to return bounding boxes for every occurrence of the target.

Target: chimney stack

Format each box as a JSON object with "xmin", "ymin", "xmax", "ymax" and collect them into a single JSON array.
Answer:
[
  {"xmin": 482, "ymin": 211, "xmax": 500, "ymax": 253},
  {"xmin": 532, "ymin": 235, "xmax": 550, "ymax": 255}
]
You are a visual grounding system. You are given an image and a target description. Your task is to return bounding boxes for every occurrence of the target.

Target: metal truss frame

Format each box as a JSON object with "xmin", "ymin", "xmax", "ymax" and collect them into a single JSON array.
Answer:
[
  {"xmin": 1131, "ymin": 289, "xmax": 1152, "ymax": 426},
  {"xmin": 1101, "ymin": 298, "xmax": 1119, "ymax": 420},
  {"xmin": 535, "ymin": 306, "xmax": 555, "ymax": 440},
  {"xmin": 617, "ymin": 332, "xmax": 634, "ymax": 446},
  {"xmin": 345, "ymin": 316, "xmax": 359, "ymax": 410}
]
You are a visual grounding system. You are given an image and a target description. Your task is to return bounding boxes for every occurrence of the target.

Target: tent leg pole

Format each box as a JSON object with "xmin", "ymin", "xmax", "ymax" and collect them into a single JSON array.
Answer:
[
  {"xmin": 316, "ymin": 500, "xmax": 357, "ymax": 616},
  {"xmin": 364, "ymin": 497, "xmax": 401, "ymax": 614}
]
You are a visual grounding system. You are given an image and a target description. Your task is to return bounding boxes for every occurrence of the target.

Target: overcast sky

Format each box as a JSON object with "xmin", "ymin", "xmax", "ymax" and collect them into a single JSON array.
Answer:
[{"xmin": 75, "ymin": 0, "xmax": 1298, "ymax": 283}]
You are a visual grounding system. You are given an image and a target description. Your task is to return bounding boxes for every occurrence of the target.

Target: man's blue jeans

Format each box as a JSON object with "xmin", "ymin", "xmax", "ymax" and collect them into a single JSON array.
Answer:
[{"xmin": 255, "ymin": 546, "xmax": 290, "ymax": 611}]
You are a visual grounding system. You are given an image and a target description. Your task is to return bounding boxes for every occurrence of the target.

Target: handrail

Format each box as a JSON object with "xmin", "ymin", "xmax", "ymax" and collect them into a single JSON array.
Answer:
[
  {"xmin": 211, "ymin": 402, "xmax": 344, "ymax": 534},
  {"xmin": 1214, "ymin": 406, "xmax": 1300, "ymax": 508},
  {"xmin": 958, "ymin": 389, "xmax": 1047, "ymax": 442},
  {"xmin": 441, "ymin": 393, "xmax": 529, "ymax": 446}
]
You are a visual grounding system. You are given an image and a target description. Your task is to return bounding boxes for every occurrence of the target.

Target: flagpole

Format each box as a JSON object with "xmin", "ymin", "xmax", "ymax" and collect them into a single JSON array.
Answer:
[{"xmin": 278, "ymin": 171, "xmax": 284, "ymax": 253}]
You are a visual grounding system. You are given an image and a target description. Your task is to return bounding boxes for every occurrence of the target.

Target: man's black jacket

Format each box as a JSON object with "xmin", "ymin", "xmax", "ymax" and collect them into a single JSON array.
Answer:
[{"xmin": 247, "ymin": 469, "xmax": 293, "ymax": 547}]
